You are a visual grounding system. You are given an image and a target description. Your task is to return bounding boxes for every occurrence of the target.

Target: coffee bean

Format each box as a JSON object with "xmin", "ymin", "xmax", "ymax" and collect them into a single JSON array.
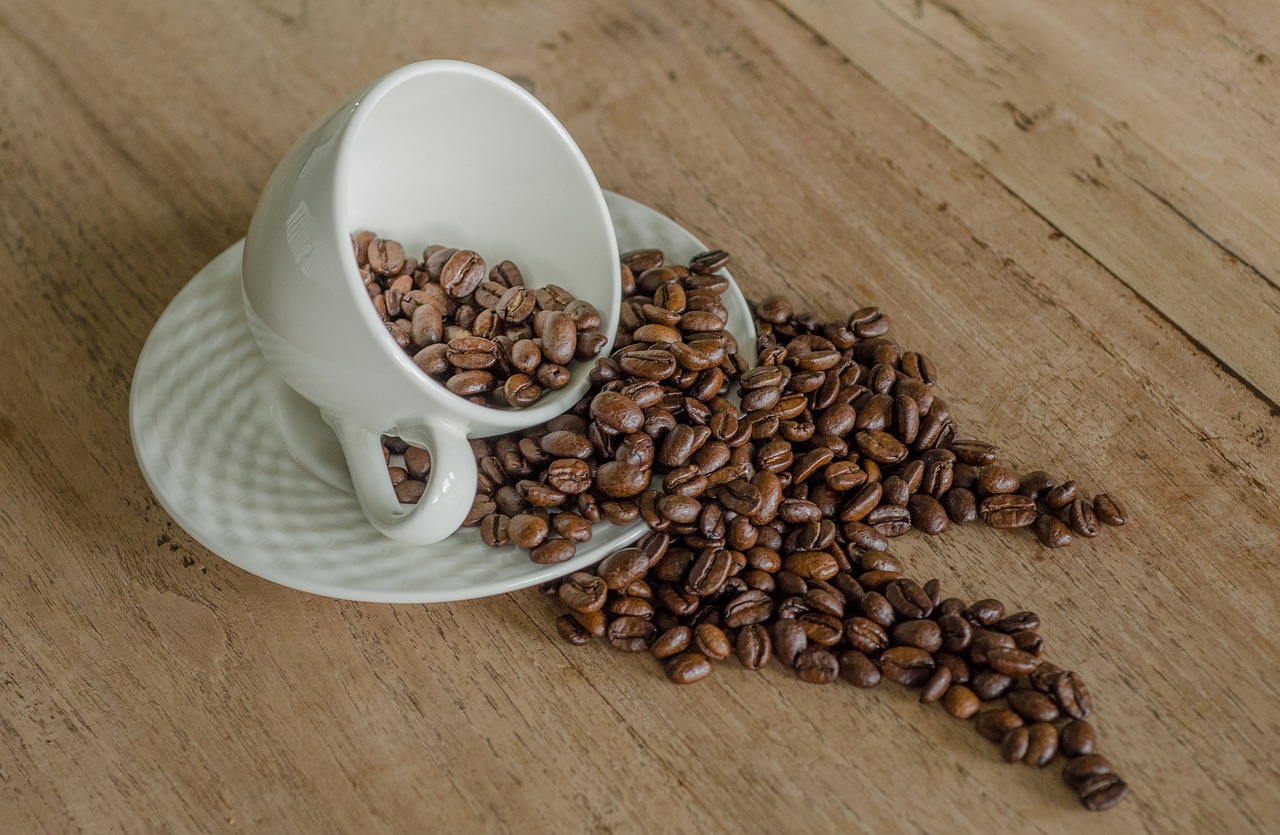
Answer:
[
  {"xmin": 980, "ymin": 494, "xmax": 1038, "ymax": 529},
  {"xmin": 558, "ymin": 572, "xmax": 608, "ymax": 613},
  {"xmin": 1093, "ymin": 493, "xmax": 1129, "ymax": 526},
  {"xmin": 832, "ymin": 650, "xmax": 878, "ymax": 688},
  {"xmin": 948, "ymin": 439, "xmax": 999, "ymax": 466},
  {"xmin": 1008, "ymin": 689, "xmax": 1061, "ymax": 723},
  {"xmin": 886, "ymin": 579, "xmax": 933, "ymax": 619},
  {"xmin": 794, "ymin": 647, "xmax": 839, "ymax": 684},
  {"xmin": 1059, "ymin": 719, "xmax": 1096, "ymax": 757},
  {"xmin": 919, "ymin": 665, "xmax": 952, "ymax": 703},
  {"xmin": 665, "ymin": 652, "xmax": 712, "ymax": 684},
  {"xmin": 1001, "ymin": 726, "xmax": 1031, "ymax": 764},
  {"xmin": 506, "ymin": 513, "xmax": 548, "ymax": 549},
  {"xmin": 723, "ymin": 589, "xmax": 774, "ymax": 627},
  {"xmin": 1044, "ymin": 480, "xmax": 1079, "ymax": 511},
  {"xmin": 1032, "ymin": 512, "xmax": 1073, "ymax": 547},
  {"xmin": 367, "ymin": 238, "xmax": 405, "ymax": 276},
  {"xmin": 986, "ymin": 647, "xmax": 1041, "ymax": 676},
  {"xmin": 1078, "ymin": 773, "xmax": 1129, "ymax": 811},
  {"xmin": 598, "ymin": 547, "xmax": 650, "ymax": 589},
  {"xmin": 975, "ymin": 709, "xmax": 1025, "ymax": 742},
  {"xmin": 530, "ymin": 537, "xmax": 575, "ymax": 564},
  {"xmin": 595, "ymin": 461, "xmax": 651, "ymax": 498},
  {"xmin": 893, "ymin": 619, "xmax": 943, "ymax": 652},
  {"xmin": 441, "ymin": 249, "xmax": 486, "ymax": 298},
  {"xmin": 907, "ymin": 493, "xmax": 949, "ymax": 535},
  {"xmin": 591, "ymin": 392, "xmax": 645, "ymax": 434},
  {"xmin": 970, "ymin": 669, "xmax": 1015, "ymax": 701},
  {"xmin": 607, "ymin": 616, "xmax": 656, "ymax": 652},
  {"xmin": 651, "ymin": 626, "xmax": 692, "ymax": 660},
  {"xmin": 855, "ymin": 430, "xmax": 909, "ymax": 464},
  {"xmin": 555, "ymin": 613, "xmax": 591, "ymax": 645},
  {"xmin": 1067, "ymin": 497, "xmax": 1101, "ymax": 538},
  {"xmin": 1062, "ymin": 754, "xmax": 1114, "ymax": 791},
  {"xmin": 1024, "ymin": 722, "xmax": 1058, "ymax": 767},
  {"xmin": 942, "ymin": 487, "xmax": 978, "ymax": 524},
  {"xmin": 880, "ymin": 646, "xmax": 936, "ymax": 687},
  {"xmin": 694, "ymin": 623, "xmax": 732, "ymax": 660},
  {"xmin": 772, "ymin": 619, "xmax": 808, "ymax": 667},
  {"xmin": 942, "ymin": 684, "xmax": 980, "ymax": 719}
]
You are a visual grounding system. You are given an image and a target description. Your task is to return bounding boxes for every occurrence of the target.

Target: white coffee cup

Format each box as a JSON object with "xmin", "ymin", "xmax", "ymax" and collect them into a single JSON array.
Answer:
[{"xmin": 242, "ymin": 61, "xmax": 620, "ymax": 545}]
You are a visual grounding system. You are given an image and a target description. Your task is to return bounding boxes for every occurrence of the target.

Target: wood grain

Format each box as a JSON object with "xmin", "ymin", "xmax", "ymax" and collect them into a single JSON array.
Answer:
[
  {"xmin": 0, "ymin": 0, "xmax": 1276, "ymax": 832},
  {"xmin": 776, "ymin": 0, "xmax": 1280, "ymax": 407}
]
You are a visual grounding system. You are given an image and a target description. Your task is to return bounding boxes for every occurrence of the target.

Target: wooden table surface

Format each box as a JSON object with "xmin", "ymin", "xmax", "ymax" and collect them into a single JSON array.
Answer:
[{"xmin": 2, "ymin": 0, "xmax": 1277, "ymax": 832}]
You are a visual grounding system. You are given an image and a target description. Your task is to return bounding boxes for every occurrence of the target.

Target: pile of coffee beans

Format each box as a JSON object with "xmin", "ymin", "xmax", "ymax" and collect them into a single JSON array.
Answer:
[
  {"xmin": 384, "ymin": 244, "xmax": 1131, "ymax": 810},
  {"xmin": 352, "ymin": 231, "xmax": 607, "ymax": 408}
]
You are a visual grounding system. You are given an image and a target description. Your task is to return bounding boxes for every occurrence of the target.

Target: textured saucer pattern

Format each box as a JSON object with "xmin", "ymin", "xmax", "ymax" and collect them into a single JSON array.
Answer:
[{"xmin": 130, "ymin": 192, "xmax": 756, "ymax": 602}]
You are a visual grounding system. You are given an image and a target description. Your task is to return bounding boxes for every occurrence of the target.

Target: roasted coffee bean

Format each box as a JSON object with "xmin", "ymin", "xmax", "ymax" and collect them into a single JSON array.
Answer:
[
  {"xmin": 975, "ymin": 709, "xmax": 1025, "ymax": 743},
  {"xmin": 907, "ymin": 493, "xmax": 949, "ymax": 535},
  {"xmin": 977, "ymin": 465, "xmax": 1021, "ymax": 495},
  {"xmin": 735, "ymin": 623, "xmax": 772, "ymax": 670},
  {"xmin": 479, "ymin": 513, "xmax": 510, "ymax": 547},
  {"xmin": 1062, "ymin": 754, "xmax": 1115, "ymax": 791},
  {"xmin": 651, "ymin": 626, "xmax": 692, "ymax": 660},
  {"xmin": 772, "ymin": 619, "xmax": 808, "ymax": 667},
  {"xmin": 665, "ymin": 652, "xmax": 712, "ymax": 684},
  {"xmin": 1018, "ymin": 471, "xmax": 1057, "ymax": 501},
  {"xmin": 783, "ymin": 550, "xmax": 839, "ymax": 582},
  {"xmin": 968, "ymin": 630, "xmax": 1016, "ymax": 665},
  {"xmin": 755, "ymin": 294, "xmax": 794, "ymax": 324},
  {"xmin": 1078, "ymin": 773, "xmax": 1129, "ymax": 811},
  {"xmin": 1049, "ymin": 670, "xmax": 1093, "ymax": 719},
  {"xmin": 686, "ymin": 548, "xmax": 733, "ymax": 597},
  {"xmin": 880, "ymin": 646, "xmax": 935, "ymax": 687},
  {"xmin": 886, "ymin": 579, "xmax": 933, "ymax": 619},
  {"xmin": 838, "ymin": 650, "xmax": 882, "ymax": 688},
  {"xmin": 970, "ymin": 669, "xmax": 1015, "ymax": 701},
  {"xmin": 980, "ymin": 494, "xmax": 1038, "ymax": 529},
  {"xmin": 948, "ymin": 439, "xmax": 999, "ymax": 466},
  {"xmin": 1001, "ymin": 726, "xmax": 1031, "ymax": 764},
  {"xmin": 1093, "ymin": 493, "xmax": 1129, "ymax": 526},
  {"xmin": 591, "ymin": 392, "xmax": 645, "ymax": 434},
  {"xmin": 607, "ymin": 616, "xmax": 656, "ymax": 652},
  {"xmin": 919, "ymin": 665, "xmax": 952, "ymax": 704},
  {"xmin": 1024, "ymin": 722, "xmax": 1058, "ymax": 767},
  {"xmin": 598, "ymin": 547, "xmax": 649, "ymax": 589},
  {"xmin": 986, "ymin": 647, "xmax": 1041, "ymax": 676},
  {"xmin": 893, "ymin": 619, "xmax": 943, "ymax": 652},
  {"xmin": 1067, "ymin": 497, "xmax": 1101, "ymax": 538},
  {"xmin": 1044, "ymin": 480, "xmax": 1079, "ymax": 511},
  {"xmin": 1032, "ymin": 512, "xmax": 1073, "ymax": 548},
  {"xmin": 558, "ymin": 572, "xmax": 608, "ymax": 613},
  {"xmin": 794, "ymin": 647, "xmax": 839, "ymax": 684},
  {"xmin": 1059, "ymin": 719, "xmax": 1096, "ymax": 757},
  {"xmin": 595, "ymin": 461, "xmax": 651, "ymax": 498},
  {"xmin": 1008, "ymin": 690, "xmax": 1061, "ymax": 723},
  {"xmin": 859, "ymin": 591, "xmax": 896, "ymax": 629},
  {"xmin": 394, "ymin": 479, "xmax": 426, "ymax": 503},
  {"xmin": 937, "ymin": 614, "xmax": 974, "ymax": 652},
  {"xmin": 555, "ymin": 613, "xmax": 592, "ymax": 646},
  {"xmin": 798, "ymin": 611, "xmax": 844, "ymax": 646},
  {"xmin": 547, "ymin": 458, "xmax": 592, "ymax": 495},
  {"xmin": 942, "ymin": 684, "xmax": 980, "ymax": 719},
  {"xmin": 507, "ymin": 513, "xmax": 549, "ymax": 549},
  {"xmin": 855, "ymin": 430, "xmax": 909, "ymax": 464},
  {"xmin": 693, "ymin": 623, "xmax": 732, "ymax": 661},
  {"xmin": 723, "ymin": 589, "xmax": 774, "ymax": 627},
  {"xmin": 530, "ymin": 537, "xmax": 575, "ymax": 564},
  {"xmin": 942, "ymin": 487, "xmax": 979, "ymax": 524}
]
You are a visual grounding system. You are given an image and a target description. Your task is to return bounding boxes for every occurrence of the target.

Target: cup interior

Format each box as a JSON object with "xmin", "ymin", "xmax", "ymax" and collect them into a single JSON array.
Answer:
[{"xmin": 335, "ymin": 63, "xmax": 619, "ymax": 429}]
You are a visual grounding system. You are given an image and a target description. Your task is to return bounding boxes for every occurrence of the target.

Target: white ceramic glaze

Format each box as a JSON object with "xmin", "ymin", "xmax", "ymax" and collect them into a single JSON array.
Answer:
[
  {"xmin": 130, "ymin": 193, "xmax": 755, "ymax": 603},
  {"xmin": 242, "ymin": 60, "xmax": 621, "ymax": 545}
]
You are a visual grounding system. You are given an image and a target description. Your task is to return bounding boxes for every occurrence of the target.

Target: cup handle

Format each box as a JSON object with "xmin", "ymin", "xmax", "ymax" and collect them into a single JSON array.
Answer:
[{"xmin": 324, "ymin": 413, "xmax": 476, "ymax": 545}]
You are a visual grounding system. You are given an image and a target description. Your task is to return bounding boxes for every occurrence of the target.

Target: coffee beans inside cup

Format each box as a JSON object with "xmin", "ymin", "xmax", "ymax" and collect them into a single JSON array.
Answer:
[{"xmin": 352, "ymin": 231, "xmax": 608, "ymax": 408}]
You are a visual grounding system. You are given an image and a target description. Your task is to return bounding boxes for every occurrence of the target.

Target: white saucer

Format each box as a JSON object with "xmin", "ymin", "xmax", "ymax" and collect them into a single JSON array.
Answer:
[{"xmin": 129, "ymin": 192, "xmax": 758, "ymax": 602}]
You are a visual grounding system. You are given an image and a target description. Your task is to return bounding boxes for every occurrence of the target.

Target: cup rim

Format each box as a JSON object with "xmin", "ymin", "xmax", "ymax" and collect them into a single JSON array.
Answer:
[{"xmin": 330, "ymin": 59, "xmax": 619, "ymax": 431}]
